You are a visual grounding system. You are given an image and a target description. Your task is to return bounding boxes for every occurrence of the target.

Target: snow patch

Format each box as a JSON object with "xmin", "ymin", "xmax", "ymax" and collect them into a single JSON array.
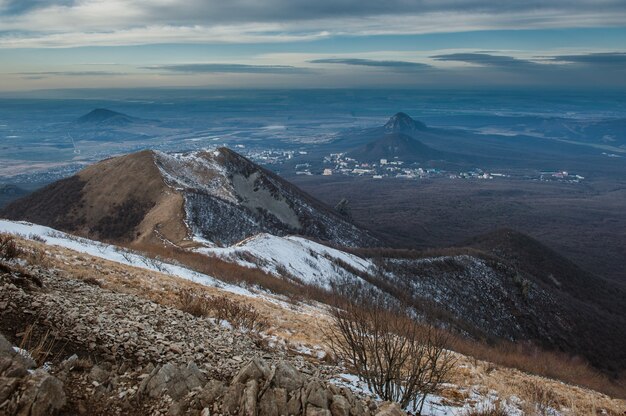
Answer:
[
  {"xmin": 0, "ymin": 220, "xmax": 255, "ymax": 299},
  {"xmin": 197, "ymin": 233, "xmax": 374, "ymax": 288}
]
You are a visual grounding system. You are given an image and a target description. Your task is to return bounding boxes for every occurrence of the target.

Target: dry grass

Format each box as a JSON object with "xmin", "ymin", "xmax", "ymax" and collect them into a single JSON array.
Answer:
[
  {"xmin": 177, "ymin": 288, "xmax": 212, "ymax": 317},
  {"xmin": 0, "ymin": 233, "xmax": 21, "ymax": 260},
  {"xmin": 7, "ymin": 235, "xmax": 626, "ymax": 415},
  {"xmin": 463, "ymin": 405, "xmax": 508, "ymax": 416},
  {"xmin": 18, "ymin": 323, "xmax": 58, "ymax": 366},
  {"xmin": 453, "ymin": 337, "xmax": 626, "ymax": 400},
  {"xmin": 132, "ymin": 241, "xmax": 338, "ymax": 305}
]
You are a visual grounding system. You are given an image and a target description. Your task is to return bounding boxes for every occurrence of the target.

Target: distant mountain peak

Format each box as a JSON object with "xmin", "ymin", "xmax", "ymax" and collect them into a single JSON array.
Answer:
[
  {"xmin": 384, "ymin": 112, "xmax": 427, "ymax": 133},
  {"xmin": 76, "ymin": 108, "xmax": 136, "ymax": 125}
]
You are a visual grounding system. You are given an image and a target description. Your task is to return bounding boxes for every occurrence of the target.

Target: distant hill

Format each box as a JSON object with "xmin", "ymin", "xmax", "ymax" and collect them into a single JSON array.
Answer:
[
  {"xmin": 348, "ymin": 132, "xmax": 445, "ymax": 162},
  {"xmin": 330, "ymin": 112, "xmax": 431, "ymax": 150},
  {"xmin": 1, "ymin": 148, "xmax": 379, "ymax": 248},
  {"xmin": 461, "ymin": 228, "xmax": 626, "ymax": 374},
  {"xmin": 383, "ymin": 112, "xmax": 427, "ymax": 134},
  {"xmin": 76, "ymin": 108, "xmax": 141, "ymax": 126}
]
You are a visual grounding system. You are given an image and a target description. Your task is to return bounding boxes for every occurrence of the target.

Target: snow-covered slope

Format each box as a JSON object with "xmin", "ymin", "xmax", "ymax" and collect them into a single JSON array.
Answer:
[
  {"xmin": 0, "ymin": 219, "xmax": 253, "ymax": 297},
  {"xmin": 197, "ymin": 233, "xmax": 374, "ymax": 288}
]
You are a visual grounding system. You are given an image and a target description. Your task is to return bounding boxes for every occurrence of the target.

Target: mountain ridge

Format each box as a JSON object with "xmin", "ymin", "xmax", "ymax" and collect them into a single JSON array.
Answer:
[{"xmin": 1, "ymin": 148, "xmax": 380, "ymax": 248}]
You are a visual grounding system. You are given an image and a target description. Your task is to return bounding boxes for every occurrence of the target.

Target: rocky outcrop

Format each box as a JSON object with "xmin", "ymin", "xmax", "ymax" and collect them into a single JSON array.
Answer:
[
  {"xmin": 171, "ymin": 357, "xmax": 403, "ymax": 416},
  {"xmin": 0, "ymin": 258, "xmax": 407, "ymax": 415},
  {"xmin": 139, "ymin": 362, "xmax": 207, "ymax": 400},
  {"xmin": 0, "ymin": 333, "xmax": 66, "ymax": 416}
]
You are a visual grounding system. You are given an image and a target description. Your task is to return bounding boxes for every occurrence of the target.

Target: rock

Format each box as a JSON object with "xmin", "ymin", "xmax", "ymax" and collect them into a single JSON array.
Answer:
[
  {"xmin": 241, "ymin": 379, "xmax": 259, "ymax": 416},
  {"xmin": 330, "ymin": 395, "xmax": 350, "ymax": 416},
  {"xmin": 375, "ymin": 402, "xmax": 406, "ymax": 416},
  {"xmin": 3, "ymin": 359, "xmax": 30, "ymax": 378},
  {"xmin": 274, "ymin": 388, "xmax": 288, "ymax": 416},
  {"xmin": 286, "ymin": 389, "xmax": 302, "ymax": 415},
  {"xmin": 168, "ymin": 401, "xmax": 184, "ymax": 416},
  {"xmin": 233, "ymin": 358, "xmax": 271, "ymax": 385},
  {"xmin": 350, "ymin": 400, "xmax": 368, "ymax": 416},
  {"xmin": 200, "ymin": 408, "xmax": 211, "ymax": 416},
  {"xmin": 258, "ymin": 387, "xmax": 279, "ymax": 416},
  {"xmin": 89, "ymin": 365, "xmax": 110, "ymax": 384},
  {"xmin": 274, "ymin": 361, "xmax": 305, "ymax": 392},
  {"xmin": 0, "ymin": 333, "xmax": 35, "ymax": 371},
  {"xmin": 0, "ymin": 333, "xmax": 14, "ymax": 355},
  {"xmin": 305, "ymin": 380, "xmax": 329, "ymax": 409},
  {"xmin": 59, "ymin": 354, "xmax": 78, "ymax": 372},
  {"xmin": 17, "ymin": 369, "xmax": 66, "ymax": 416},
  {"xmin": 306, "ymin": 404, "xmax": 332, "ymax": 416},
  {"xmin": 139, "ymin": 361, "xmax": 206, "ymax": 400},
  {"xmin": 198, "ymin": 379, "xmax": 226, "ymax": 408},
  {"xmin": 223, "ymin": 382, "xmax": 245, "ymax": 415},
  {"xmin": 0, "ymin": 376, "xmax": 18, "ymax": 402}
]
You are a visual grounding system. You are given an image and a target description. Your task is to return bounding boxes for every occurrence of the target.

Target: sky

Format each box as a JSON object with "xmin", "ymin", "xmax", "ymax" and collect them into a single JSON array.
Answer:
[{"xmin": 0, "ymin": 0, "xmax": 625, "ymax": 91}]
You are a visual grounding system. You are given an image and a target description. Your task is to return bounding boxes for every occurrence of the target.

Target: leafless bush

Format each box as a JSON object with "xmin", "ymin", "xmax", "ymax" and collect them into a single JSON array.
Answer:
[
  {"xmin": 210, "ymin": 295, "xmax": 269, "ymax": 332},
  {"xmin": 325, "ymin": 291, "xmax": 456, "ymax": 414},
  {"xmin": 114, "ymin": 246, "xmax": 135, "ymax": 264},
  {"xmin": 177, "ymin": 288, "xmax": 212, "ymax": 317},
  {"xmin": 28, "ymin": 233, "xmax": 47, "ymax": 243},
  {"xmin": 0, "ymin": 233, "xmax": 21, "ymax": 260}
]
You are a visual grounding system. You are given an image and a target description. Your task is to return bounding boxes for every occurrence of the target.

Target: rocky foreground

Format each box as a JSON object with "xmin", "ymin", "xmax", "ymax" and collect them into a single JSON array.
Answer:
[{"xmin": 0, "ymin": 260, "xmax": 401, "ymax": 416}]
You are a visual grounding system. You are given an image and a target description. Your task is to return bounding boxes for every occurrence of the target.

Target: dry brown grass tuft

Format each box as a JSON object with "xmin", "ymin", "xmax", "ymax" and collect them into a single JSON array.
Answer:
[
  {"xmin": 463, "ymin": 405, "xmax": 509, "ymax": 416},
  {"xmin": 18, "ymin": 323, "xmax": 58, "ymax": 366},
  {"xmin": 0, "ymin": 233, "xmax": 21, "ymax": 260},
  {"xmin": 177, "ymin": 288, "xmax": 212, "ymax": 317}
]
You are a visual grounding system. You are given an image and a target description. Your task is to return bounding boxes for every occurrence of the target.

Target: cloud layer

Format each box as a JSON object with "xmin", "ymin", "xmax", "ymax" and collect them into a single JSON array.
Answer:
[
  {"xmin": 143, "ymin": 63, "xmax": 309, "ymax": 74},
  {"xmin": 309, "ymin": 58, "xmax": 431, "ymax": 70},
  {"xmin": 1, "ymin": 0, "xmax": 626, "ymax": 47}
]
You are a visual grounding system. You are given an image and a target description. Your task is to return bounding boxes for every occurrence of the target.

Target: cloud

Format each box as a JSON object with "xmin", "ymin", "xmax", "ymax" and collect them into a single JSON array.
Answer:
[
  {"xmin": 16, "ymin": 70, "xmax": 127, "ymax": 77},
  {"xmin": 432, "ymin": 51, "xmax": 626, "ymax": 72},
  {"xmin": 545, "ymin": 52, "xmax": 626, "ymax": 66},
  {"xmin": 0, "ymin": 0, "xmax": 74, "ymax": 15},
  {"xmin": 431, "ymin": 53, "xmax": 540, "ymax": 68},
  {"xmin": 143, "ymin": 63, "xmax": 309, "ymax": 74},
  {"xmin": 309, "ymin": 58, "xmax": 431, "ymax": 70},
  {"xmin": 1, "ymin": 1, "xmax": 626, "ymax": 47}
]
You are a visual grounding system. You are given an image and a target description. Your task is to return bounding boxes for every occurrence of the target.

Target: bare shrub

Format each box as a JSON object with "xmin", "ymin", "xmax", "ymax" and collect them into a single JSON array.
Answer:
[
  {"xmin": 28, "ymin": 233, "xmax": 47, "ymax": 243},
  {"xmin": 0, "ymin": 233, "xmax": 21, "ymax": 260},
  {"xmin": 114, "ymin": 246, "xmax": 135, "ymax": 264},
  {"xmin": 325, "ymin": 291, "xmax": 456, "ymax": 413},
  {"xmin": 210, "ymin": 295, "xmax": 268, "ymax": 332},
  {"xmin": 177, "ymin": 288, "xmax": 211, "ymax": 317}
]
